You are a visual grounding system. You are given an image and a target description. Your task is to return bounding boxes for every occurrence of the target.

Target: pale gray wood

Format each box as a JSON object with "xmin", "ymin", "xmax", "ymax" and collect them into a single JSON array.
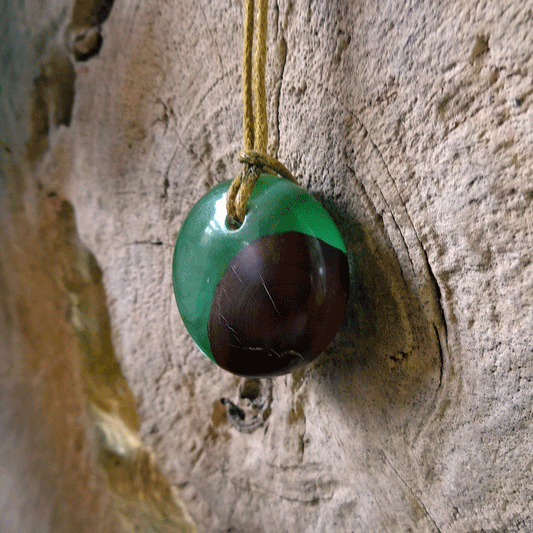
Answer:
[{"xmin": 2, "ymin": 0, "xmax": 533, "ymax": 532}]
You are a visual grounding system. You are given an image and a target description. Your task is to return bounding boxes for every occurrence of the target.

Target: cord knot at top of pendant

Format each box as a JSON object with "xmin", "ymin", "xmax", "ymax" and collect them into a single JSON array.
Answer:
[{"xmin": 226, "ymin": 150, "xmax": 298, "ymax": 223}]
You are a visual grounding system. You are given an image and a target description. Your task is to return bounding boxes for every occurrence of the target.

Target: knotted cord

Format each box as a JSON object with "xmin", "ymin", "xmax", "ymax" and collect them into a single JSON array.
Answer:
[{"xmin": 226, "ymin": 0, "xmax": 297, "ymax": 223}]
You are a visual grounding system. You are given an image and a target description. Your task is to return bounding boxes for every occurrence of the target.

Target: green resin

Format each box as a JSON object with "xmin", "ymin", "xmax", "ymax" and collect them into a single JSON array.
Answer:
[{"xmin": 172, "ymin": 174, "xmax": 347, "ymax": 361}]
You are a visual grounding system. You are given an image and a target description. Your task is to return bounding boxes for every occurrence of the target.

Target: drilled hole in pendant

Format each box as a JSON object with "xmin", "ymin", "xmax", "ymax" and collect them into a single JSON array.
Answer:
[{"xmin": 225, "ymin": 214, "xmax": 244, "ymax": 231}]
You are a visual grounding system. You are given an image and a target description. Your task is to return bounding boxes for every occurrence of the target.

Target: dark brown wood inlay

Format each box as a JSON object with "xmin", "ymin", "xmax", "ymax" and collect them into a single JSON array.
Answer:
[{"xmin": 208, "ymin": 232, "xmax": 350, "ymax": 377}]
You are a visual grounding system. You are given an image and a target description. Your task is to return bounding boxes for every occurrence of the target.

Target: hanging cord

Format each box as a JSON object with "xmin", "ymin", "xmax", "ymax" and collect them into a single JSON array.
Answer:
[{"xmin": 226, "ymin": 0, "xmax": 298, "ymax": 223}]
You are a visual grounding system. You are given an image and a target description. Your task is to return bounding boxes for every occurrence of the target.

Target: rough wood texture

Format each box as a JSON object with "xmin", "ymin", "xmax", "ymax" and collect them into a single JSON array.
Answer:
[{"xmin": 1, "ymin": 0, "xmax": 532, "ymax": 532}]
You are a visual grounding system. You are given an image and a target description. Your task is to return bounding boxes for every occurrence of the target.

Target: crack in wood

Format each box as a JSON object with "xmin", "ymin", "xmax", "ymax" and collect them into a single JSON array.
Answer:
[
  {"xmin": 338, "ymin": 92, "xmax": 451, "ymax": 376},
  {"xmin": 382, "ymin": 452, "xmax": 443, "ymax": 533},
  {"xmin": 180, "ymin": 67, "xmax": 237, "ymax": 135},
  {"xmin": 273, "ymin": 34, "xmax": 287, "ymax": 158},
  {"xmin": 198, "ymin": 1, "xmax": 225, "ymax": 76}
]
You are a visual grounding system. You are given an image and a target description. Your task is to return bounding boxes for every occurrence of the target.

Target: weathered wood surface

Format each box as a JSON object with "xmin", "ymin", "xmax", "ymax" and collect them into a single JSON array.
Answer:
[{"xmin": 1, "ymin": 0, "xmax": 533, "ymax": 532}]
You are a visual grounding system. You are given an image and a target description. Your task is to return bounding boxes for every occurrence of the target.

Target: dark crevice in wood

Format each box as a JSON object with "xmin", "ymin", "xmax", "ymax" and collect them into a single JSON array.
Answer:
[
  {"xmin": 66, "ymin": 0, "xmax": 115, "ymax": 61},
  {"xmin": 26, "ymin": 50, "xmax": 76, "ymax": 163}
]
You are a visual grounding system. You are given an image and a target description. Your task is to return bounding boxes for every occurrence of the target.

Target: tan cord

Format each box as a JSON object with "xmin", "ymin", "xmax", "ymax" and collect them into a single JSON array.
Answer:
[
  {"xmin": 252, "ymin": 0, "xmax": 268, "ymax": 153},
  {"xmin": 242, "ymin": 0, "xmax": 254, "ymax": 151},
  {"xmin": 239, "ymin": 151, "xmax": 298, "ymax": 185},
  {"xmin": 227, "ymin": 0, "xmax": 297, "ymax": 223}
]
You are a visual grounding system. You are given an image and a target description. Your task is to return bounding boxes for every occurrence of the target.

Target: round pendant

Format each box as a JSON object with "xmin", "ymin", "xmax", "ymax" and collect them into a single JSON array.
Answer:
[{"xmin": 172, "ymin": 174, "xmax": 349, "ymax": 377}]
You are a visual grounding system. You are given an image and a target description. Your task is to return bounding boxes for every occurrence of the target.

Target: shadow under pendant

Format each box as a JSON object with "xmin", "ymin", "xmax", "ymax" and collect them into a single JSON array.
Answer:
[{"xmin": 172, "ymin": 174, "xmax": 349, "ymax": 377}]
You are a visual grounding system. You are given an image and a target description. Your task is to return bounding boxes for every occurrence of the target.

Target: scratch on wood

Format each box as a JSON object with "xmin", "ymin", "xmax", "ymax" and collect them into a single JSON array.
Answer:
[
  {"xmin": 231, "ymin": 265, "xmax": 243, "ymax": 283},
  {"xmin": 220, "ymin": 314, "xmax": 243, "ymax": 344},
  {"xmin": 259, "ymin": 274, "xmax": 282, "ymax": 317}
]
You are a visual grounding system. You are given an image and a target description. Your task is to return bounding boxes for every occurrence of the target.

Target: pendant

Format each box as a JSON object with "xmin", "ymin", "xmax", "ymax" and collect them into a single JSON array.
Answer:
[{"xmin": 172, "ymin": 174, "xmax": 349, "ymax": 377}]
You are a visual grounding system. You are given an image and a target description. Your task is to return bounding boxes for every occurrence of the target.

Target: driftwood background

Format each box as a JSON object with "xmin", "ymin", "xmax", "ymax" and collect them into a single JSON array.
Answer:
[{"xmin": 1, "ymin": 0, "xmax": 533, "ymax": 532}]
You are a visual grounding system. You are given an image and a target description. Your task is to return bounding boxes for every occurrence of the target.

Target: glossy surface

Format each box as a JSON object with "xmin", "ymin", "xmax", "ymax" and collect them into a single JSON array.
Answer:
[
  {"xmin": 172, "ymin": 174, "xmax": 348, "ymax": 363},
  {"xmin": 208, "ymin": 232, "xmax": 350, "ymax": 377}
]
